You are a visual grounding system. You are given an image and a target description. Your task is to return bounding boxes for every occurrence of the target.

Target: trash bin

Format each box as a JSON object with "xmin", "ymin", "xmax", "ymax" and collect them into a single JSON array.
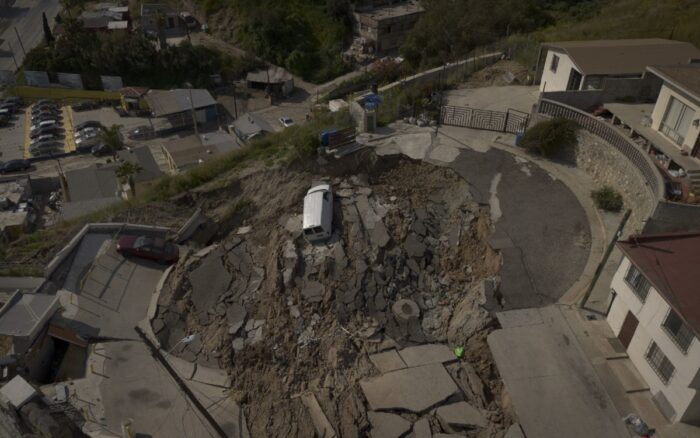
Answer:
[{"xmin": 515, "ymin": 132, "xmax": 524, "ymax": 146}]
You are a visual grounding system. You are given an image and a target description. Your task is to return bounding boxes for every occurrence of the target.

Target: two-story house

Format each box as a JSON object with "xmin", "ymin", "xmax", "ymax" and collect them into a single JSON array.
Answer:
[{"xmin": 607, "ymin": 232, "xmax": 700, "ymax": 423}]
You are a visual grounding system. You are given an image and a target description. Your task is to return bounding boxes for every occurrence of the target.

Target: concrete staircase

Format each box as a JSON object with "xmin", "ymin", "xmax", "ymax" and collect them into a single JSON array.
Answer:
[{"xmin": 687, "ymin": 169, "xmax": 700, "ymax": 194}]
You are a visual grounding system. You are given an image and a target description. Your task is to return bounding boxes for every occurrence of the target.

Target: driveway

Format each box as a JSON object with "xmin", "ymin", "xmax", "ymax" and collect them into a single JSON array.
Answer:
[
  {"xmin": 0, "ymin": 0, "xmax": 60, "ymax": 72},
  {"xmin": 488, "ymin": 306, "xmax": 631, "ymax": 438}
]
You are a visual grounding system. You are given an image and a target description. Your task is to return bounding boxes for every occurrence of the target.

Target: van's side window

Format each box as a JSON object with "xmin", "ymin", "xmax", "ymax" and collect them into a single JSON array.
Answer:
[
  {"xmin": 313, "ymin": 227, "xmax": 324, "ymax": 233},
  {"xmin": 323, "ymin": 192, "xmax": 329, "ymax": 201}
]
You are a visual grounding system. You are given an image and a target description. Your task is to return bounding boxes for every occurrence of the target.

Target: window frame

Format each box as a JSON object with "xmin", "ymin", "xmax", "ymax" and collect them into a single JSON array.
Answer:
[
  {"xmin": 550, "ymin": 54, "xmax": 560, "ymax": 73},
  {"xmin": 660, "ymin": 96, "xmax": 694, "ymax": 146},
  {"xmin": 624, "ymin": 263, "xmax": 651, "ymax": 302},
  {"xmin": 645, "ymin": 341, "xmax": 675, "ymax": 384},
  {"xmin": 662, "ymin": 309, "xmax": 695, "ymax": 354}
]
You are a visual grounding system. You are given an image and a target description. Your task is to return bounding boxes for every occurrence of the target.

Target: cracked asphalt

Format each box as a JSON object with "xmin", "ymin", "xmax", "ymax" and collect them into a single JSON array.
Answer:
[{"xmin": 448, "ymin": 147, "xmax": 590, "ymax": 309}]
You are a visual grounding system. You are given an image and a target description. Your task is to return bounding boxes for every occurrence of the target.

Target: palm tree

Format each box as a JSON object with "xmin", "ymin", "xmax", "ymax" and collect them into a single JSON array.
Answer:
[
  {"xmin": 115, "ymin": 162, "xmax": 143, "ymax": 197},
  {"xmin": 99, "ymin": 124, "xmax": 123, "ymax": 158}
]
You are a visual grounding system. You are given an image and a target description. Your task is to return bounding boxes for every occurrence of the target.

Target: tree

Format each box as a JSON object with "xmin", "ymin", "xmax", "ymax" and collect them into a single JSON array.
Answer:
[
  {"xmin": 115, "ymin": 162, "xmax": 143, "ymax": 197},
  {"xmin": 42, "ymin": 12, "xmax": 54, "ymax": 45},
  {"xmin": 520, "ymin": 118, "xmax": 578, "ymax": 158},
  {"xmin": 99, "ymin": 124, "xmax": 123, "ymax": 158}
]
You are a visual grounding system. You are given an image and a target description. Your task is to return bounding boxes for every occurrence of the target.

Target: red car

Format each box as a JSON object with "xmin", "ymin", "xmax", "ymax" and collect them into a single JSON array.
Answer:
[{"xmin": 116, "ymin": 235, "xmax": 179, "ymax": 264}]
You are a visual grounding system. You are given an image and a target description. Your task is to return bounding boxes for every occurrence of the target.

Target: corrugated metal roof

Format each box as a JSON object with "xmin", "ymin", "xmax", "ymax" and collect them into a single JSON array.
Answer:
[
  {"xmin": 544, "ymin": 39, "xmax": 700, "ymax": 76},
  {"xmin": 145, "ymin": 89, "xmax": 216, "ymax": 117},
  {"xmin": 618, "ymin": 232, "xmax": 700, "ymax": 337}
]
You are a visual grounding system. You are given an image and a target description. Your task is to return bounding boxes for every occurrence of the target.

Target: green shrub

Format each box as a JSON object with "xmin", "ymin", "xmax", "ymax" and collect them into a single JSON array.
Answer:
[
  {"xmin": 521, "ymin": 118, "xmax": 578, "ymax": 157},
  {"xmin": 592, "ymin": 186, "xmax": 623, "ymax": 212}
]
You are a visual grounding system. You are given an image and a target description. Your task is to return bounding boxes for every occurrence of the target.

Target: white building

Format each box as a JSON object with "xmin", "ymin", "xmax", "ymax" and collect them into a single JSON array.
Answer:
[
  {"xmin": 607, "ymin": 232, "xmax": 700, "ymax": 423},
  {"xmin": 537, "ymin": 39, "xmax": 700, "ymax": 92}
]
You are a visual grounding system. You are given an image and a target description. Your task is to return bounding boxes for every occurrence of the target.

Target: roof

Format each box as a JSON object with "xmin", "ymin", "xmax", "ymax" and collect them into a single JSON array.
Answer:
[
  {"xmin": 229, "ymin": 113, "xmax": 273, "ymax": 139},
  {"xmin": 80, "ymin": 16, "xmax": 112, "ymax": 29},
  {"xmin": 108, "ymin": 20, "xmax": 129, "ymax": 30},
  {"xmin": 64, "ymin": 164, "xmax": 120, "ymax": 202},
  {"xmin": 617, "ymin": 232, "xmax": 700, "ymax": 337},
  {"xmin": 0, "ymin": 376, "xmax": 37, "ymax": 409},
  {"xmin": 303, "ymin": 184, "xmax": 331, "ymax": 229},
  {"xmin": 117, "ymin": 145, "xmax": 164, "ymax": 183},
  {"xmin": 120, "ymin": 86, "xmax": 149, "ymax": 98},
  {"xmin": 543, "ymin": 39, "xmax": 700, "ymax": 76},
  {"xmin": 0, "ymin": 291, "xmax": 59, "ymax": 337},
  {"xmin": 246, "ymin": 67, "xmax": 294, "ymax": 84},
  {"xmin": 647, "ymin": 64, "xmax": 700, "ymax": 103},
  {"xmin": 141, "ymin": 3, "xmax": 177, "ymax": 16},
  {"xmin": 355, "ymin": 1, "xmax": 424, "ymax": 21},
  {"xmin": 162, "ymin": 132, "xmax": 239, "ymax": 170},
  {"xmin": 145, "ymin": 89, "xmax": 216, "ymax": 117}
]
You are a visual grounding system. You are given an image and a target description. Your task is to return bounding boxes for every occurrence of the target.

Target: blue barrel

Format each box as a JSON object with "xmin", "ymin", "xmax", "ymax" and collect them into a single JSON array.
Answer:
[{"xmin": 515, "ymin": 132, "xmax": 524, "ymax": 146}]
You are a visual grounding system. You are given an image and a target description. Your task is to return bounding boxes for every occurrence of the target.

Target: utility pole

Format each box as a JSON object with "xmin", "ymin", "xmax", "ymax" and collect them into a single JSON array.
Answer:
[
  {"xmin": 188, "ymin": 88, "xmax": 199, "ymax": 140},
  {"xmin": 13, "ymin": 28, "xmax": 26, "ymax": 57},
  {"xmin": 134, "ymin": 326, "xmax": 228, "ymax": 438},
  {"xmin": 7, "ymin": 41, "xmax": 18, "ymax": 71}
]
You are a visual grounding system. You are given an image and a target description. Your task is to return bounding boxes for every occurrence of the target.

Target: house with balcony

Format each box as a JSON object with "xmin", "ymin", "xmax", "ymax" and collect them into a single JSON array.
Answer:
[
  {"xmin": 607, "ymin": 232, "xmax": 700, "ymax": 423},
  {"xmin": 604, "ymin": 64, "xmax": 700, "ymax": 199},
  {"xmin": 536, "ymin": 39, "xmax": 700, "ymax": 93}
]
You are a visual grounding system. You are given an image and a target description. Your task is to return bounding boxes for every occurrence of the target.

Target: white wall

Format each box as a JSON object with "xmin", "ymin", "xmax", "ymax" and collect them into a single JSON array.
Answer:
[
  {"xmin": 607, "ymin": 257, "xmax": 700, "ymax": 423},
  {"xmin": 539, "ymin": 50, "xmax": 583, "ymax": 92},
  {"xmin": 651, "ymin": 84, "xmax": 700, "ymax": 152}
]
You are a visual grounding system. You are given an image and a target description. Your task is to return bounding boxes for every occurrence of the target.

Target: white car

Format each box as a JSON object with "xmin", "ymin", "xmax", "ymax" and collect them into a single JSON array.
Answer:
[
  {"xmin": 279, "ymin": 117, "xmax": 295, "ymax": 128},
  {"xmin": 75, "ymin": 131, "xmax": 99, "ymax": 145},
  {"xmin": 75, "ymin": 127, "xmax": 98, "ymax": 139},
  {"xmin": 31, "ymin": 120, "xmax": 57, "ymax": 131},
  {"xmin": 31, "ymin": 134, "xmax": 56, "ymax": 145}
]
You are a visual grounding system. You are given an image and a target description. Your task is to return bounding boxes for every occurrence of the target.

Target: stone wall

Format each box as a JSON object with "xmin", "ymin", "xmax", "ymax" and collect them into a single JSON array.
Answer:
[{"xmin": 574, "ymin": 130, "xmax": 656, "ymax": 234}]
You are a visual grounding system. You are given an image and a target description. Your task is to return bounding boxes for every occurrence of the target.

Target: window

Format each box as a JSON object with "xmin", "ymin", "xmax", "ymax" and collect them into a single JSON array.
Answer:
[
  {"xmin": 624, "ymin": 263, "xmax": 651, "ymax": 301},
  {"xmin": 645, "ymin": 341, "xmax": 675, "ymax": 384},
  {"xmin": 662, "ymin": 310, "xmax": 695, "ymax": 353},
  {"xmin": 660, "ymin": 96, "xmax": 695, "ymax": 146},
  {"xmin": 550, "ymin": 54, "xmax": 559, "ymax": 73}
]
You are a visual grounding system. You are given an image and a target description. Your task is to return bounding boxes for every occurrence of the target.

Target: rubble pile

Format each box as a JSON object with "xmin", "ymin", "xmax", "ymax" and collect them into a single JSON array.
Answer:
[{"xmin": 151, "ymin": 157, "xmax": 511, "ymax": 437}]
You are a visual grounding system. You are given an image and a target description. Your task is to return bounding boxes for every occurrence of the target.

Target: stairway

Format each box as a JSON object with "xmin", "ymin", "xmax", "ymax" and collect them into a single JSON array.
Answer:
[{"xmin": 687, "ymin": 169, "xmax": 700, "ymax": 194}]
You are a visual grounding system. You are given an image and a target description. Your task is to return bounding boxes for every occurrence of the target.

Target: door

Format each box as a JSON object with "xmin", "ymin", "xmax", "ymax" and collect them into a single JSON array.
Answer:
[{"xmin": 618, "ymin": 311, "xmax": 639, "ymax": 349}]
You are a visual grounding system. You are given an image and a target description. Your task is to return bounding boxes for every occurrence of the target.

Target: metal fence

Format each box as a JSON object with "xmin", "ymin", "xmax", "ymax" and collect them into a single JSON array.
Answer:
[
  {"xmin": 538, "ymin": 98, "xmax": 664, "ymax": 201},
  {"xmin": 440, "ymin": 105, "xmax": 529, "ymax": 134}
]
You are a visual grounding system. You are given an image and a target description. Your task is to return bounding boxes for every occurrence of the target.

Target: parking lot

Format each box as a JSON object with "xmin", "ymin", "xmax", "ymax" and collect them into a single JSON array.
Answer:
[
  {"xmin": 71, "ymin": 106, "xmax": 157, "ymax": 145},
  {"xmin": 0, "ymin": 112, "xmax": 26, "ymax": 161}
]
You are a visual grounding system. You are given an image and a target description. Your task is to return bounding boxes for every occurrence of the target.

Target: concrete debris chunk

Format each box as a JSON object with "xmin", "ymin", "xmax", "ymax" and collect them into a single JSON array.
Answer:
[
  {"xmin": 226, "ymin": 304, "xmax": 247, "ymax": 335},
  {"xmin": 436, "ymin": 401, "xmax": 487, "ymax": 430},
  {"xmin": 369, "ymin": 349, "xmax": 407, "ymax": 373},
  {"xmin": 301, "ymin": 392, "xmax": 337, "ymax": 438},
  {"xmin": 398, "ymin": 344, "xmax": 457, "ymax": 368},
  {"xmin": 190, "ymin": 249, "xmax": 232, "ymax": 311},
  {"xmin": 392, "ymin": 299, "xmax": 420, "ymax": 321},
  {"xmin": 368, "ymin": 411, "xmax": 411, "ymax": 438},
  {"xmin": 404, "ymin": 234, "xmax": 427, "ymax": 258},
  {"xmin": 302, "ymin": 280, "xmax": 324, "ymax": 302},
  {"xmin": 359, "ymin": 364, "xmax": 460, "ymax": 413},
  {"xmin": 413, "ymin": 418, "xmax": 432, "ymax": 438}
]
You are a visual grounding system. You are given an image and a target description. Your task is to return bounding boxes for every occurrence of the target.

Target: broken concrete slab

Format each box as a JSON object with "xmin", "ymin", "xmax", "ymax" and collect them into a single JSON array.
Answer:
[
  {"xmin": 436, "ymin": 401, "xmax": 487, "ymax": 430},
  {"xmin": 226, "ymin": 304, "xmax": 247, "ymax": 335},
  {"xmin": 369, "ymin": 349, "xmax": 407, "ymax": 374},
  {"xmin": 413, "ymin": 418, "xmax": 432, "ymax": 438},
  {"xmin": 191, "ymin": 365, "xmax": 232, "ymax": 388},
  {"xmin": 398, "ymin": 344, "xmax": 456, "ymax": 368},
  {"xmin": 368, "ymin": 411, "xmax": 412, "ymax": 438},
  {"xmin": 302, "ymin": 280, "xmax": 324, "ymax": 303},
  {"xmin": 300, "ymin": 392, "xmax": 337, "ymax": 438},
  {"xmin": 190, "ymin": 249, "xmax": 232, "ymax": 312},
  {"xmin": 370, "ymin": 221, "xmax": 391, "ymax": 248},
  {"xmin": 404, "ymin": 234, "xmax": 427, "ymax": 258},
  {"xmin": 359, "ymin": 363, "xmax": 460, "ymax": 413},
  {"xmin": 505, "ymin": 423, "xmax": 525, "ymax": 438}
]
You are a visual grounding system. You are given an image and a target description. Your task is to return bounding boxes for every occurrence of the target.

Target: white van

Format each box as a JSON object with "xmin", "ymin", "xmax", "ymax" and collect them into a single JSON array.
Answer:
[{"xmin": 303, "ymin": 184, "xmax": 333, "ymax": 242}]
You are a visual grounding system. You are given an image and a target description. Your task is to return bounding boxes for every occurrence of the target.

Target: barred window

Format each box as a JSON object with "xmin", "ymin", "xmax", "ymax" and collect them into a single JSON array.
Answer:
[
  {"xmin": 646, "ymin": 342, "xmax": 675, "ymax": 384},
  {"xmin": 550, "ymin": 55, "xmax": 560, "ymax": 72},
  {"xmin": 662, "ymin": 310, "xmax": 695, "ymax": 353},
  {"xmin": 625, "ymin": 264, "xmax": 650, "ymax": 302}
]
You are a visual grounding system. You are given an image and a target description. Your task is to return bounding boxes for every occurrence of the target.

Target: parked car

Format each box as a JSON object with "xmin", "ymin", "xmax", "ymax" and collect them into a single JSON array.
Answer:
[
  {"xmin": 75, "ymin": 120, "xmax": 103, "ymax": 132},
  {"xmin": 30, "ymin": 126, "xmax": 62, "ymax": 139},
  {"xmin": 90, "ymin": 142, "xmax": 114, "ymax": 156},
  {"xmin": 0, "ymin": 159, "xmax": 31, "ymax": 173},
  {"xmin": 127, "ymin": 125, "xmax": 154, "ymax": 140},
  {"xmin": 31, "ymin": 133, "xmax": 58, "ymax": 145},
  {"xmin": 32, "ymin": 112, "xmax": 61, "ymax": 123},
  {"xmin": 32, "ymin": 103, "xmax": 58, "ymax": 114},
  {"xmin": 71, "ymin": 101, "xmax": 100, "ymax": 112},
  {"xmin": 30, "ymin": 146, "xmax": 62, "ymax": 157},
  {"xmin": 279, "ymin": 117, "xmax": 295, "ymax": 128},
  {"xmin": 116, "ymin": 235, "xmax": 179, "ymax": 264},
  {"xmin": 3, "ymin": 97, "xmax": 23, "ymax": 106},
  {"xmin": 0, "ymin": 102, "xmax": 19, "ymax": 112},
  {"xmin": 75, "ymin": 135, "xmax": 101, "ymax": 149},
  {"xmin": 31, "ymin": 119, "xmax": 58, "ymax": 131},
  {"xmin": 75, "ymin": 130, "xmax": 100, "ymax": 146},
  {"xmin": 0, "ymin": 107, "xmax": 15, "ymax": 118}
]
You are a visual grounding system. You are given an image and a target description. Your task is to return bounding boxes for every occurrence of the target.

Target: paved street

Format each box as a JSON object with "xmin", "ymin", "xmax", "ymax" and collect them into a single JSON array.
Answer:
[{"xmin": 0, "ymin": 0, "xmax": 60, "ymax": 72}]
